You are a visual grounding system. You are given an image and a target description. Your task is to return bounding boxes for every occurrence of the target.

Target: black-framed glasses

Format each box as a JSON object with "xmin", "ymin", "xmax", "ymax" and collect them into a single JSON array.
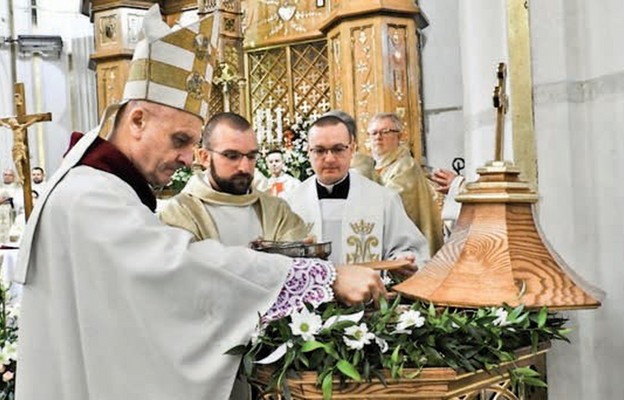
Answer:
[
  {"xmin": 207, "ymin": 148, "xmax": 260, "ymax": 162},
  {"xmin": 308, "ymin": 144, "xmax": 351, "ymax": 158},
  {"xmin": 366, "ymin": 128, "xmax": 401, "ymax": 137}
]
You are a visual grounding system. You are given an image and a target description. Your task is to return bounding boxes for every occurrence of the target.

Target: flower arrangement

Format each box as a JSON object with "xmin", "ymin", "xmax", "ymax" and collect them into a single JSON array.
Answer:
[
  {"xmin": 0, "ymin": 282, "xmax": 18, "ymax": 399},
  {"xmin": 163, "ymin": 166, "xmax": 193, "ymax": 195},
  {"xmin": 256, "ymin": 114, "xmax": 315, "ymax": 181},
  {"xmin": 232, "ymin": 295, "xmax": 570, "ymax": 399}
]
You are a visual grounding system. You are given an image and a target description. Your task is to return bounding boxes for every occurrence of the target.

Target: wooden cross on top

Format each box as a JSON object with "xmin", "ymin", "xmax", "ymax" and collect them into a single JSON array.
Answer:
[
  {"xmin": 0, "ymin": 82, "xmax": 52, "ymax": 221},
  {"xmin": 492, "ymin": 62, "xmax": 508, "ymax": 162}
]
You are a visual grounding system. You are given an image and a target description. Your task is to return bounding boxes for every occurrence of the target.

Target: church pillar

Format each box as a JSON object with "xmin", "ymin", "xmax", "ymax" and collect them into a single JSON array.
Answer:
[{"xmin": 322, "ymin": 1, "xmax": 428, "ymax": 158}]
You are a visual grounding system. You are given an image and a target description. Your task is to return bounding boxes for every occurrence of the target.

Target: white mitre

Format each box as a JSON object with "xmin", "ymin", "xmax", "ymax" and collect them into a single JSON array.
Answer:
[{"xmin": 118, "ymin": 4, "xmax": 219, "ymax": 123}]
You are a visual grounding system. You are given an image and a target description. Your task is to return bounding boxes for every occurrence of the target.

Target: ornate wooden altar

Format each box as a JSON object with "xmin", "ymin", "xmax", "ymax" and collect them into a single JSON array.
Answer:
[{"xmin": 88, "ymin": 0, "xmax": 428, "ymax": 156}]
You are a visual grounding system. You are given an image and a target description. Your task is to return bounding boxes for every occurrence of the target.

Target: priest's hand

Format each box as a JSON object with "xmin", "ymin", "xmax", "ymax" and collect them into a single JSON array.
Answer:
[
  {"xmin": 431, "ymin": 168, "xmax": 458, "ymax": 194},
  {"xmin": 393, "ymin": 254, "xmax": 419, "ymax": 277},
  {"xmin": 332, "ymin": 264, "xmax": 387, "ymax": 307}
]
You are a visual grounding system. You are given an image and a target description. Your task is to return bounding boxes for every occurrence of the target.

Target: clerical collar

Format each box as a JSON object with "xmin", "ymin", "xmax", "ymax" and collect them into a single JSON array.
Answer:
[
  {"xmin": 316, "ymin": 174, "xmax": 350, "ymax": 199},
  {"xmin": 67, "ymin": 132, "xmax": 157, "ymax": 212}
]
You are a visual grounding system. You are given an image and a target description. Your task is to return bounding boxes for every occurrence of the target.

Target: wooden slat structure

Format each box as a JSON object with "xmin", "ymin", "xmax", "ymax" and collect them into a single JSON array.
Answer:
[{"xmin": 256, "ymin": 344, "xmax": 549, "ymax": 399}]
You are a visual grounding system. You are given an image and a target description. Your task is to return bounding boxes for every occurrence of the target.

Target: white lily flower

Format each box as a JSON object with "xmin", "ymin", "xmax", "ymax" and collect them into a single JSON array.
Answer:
[
  {"xmin": 289, "ymin": 307, "xmax": 322, "ymax": 341},
  {"xmin": 396, "ymin": 309, "xmax": 425, "ymax": 331},
  {"xmin": 493, "ymin": 308, "xmax": 510, "ymax": 326},
  {"xmin": 375, "ymin": 337, "xmax": 389, "ymax": 353},
  {"xmin": 343, "ymin": 323, "xmax": 376, "ymax": 350},
  {"xmin": 255, "ymin": 341, "xmax": 293, "ymax": 365},
  {"xmin": 322, "ymin": 310, "xmax": 364, "ymax": 330}
]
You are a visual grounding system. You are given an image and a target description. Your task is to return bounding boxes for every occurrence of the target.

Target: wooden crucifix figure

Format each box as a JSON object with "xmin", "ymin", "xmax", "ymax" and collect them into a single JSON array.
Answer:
[
  {"xmin": 0, "ymin": 82, "xmax": 52, "ymax": 221},
  {"xmin": 492, "ymin": 62, "xmax": 508, "ymax": 162}
]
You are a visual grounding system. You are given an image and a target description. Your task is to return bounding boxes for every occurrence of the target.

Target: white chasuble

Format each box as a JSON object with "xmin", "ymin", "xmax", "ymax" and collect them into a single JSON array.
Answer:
[
  {"xmin": 14, "ymin": 129, "xmax": 293, "ymax": 400},
  {"xmin": 287, "ymin": 173, "xmax": 429, "ymax": 265}
]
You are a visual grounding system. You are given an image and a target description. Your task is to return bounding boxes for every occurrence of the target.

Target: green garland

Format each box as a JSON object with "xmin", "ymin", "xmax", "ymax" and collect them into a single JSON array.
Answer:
[{"xmin": 231, "ymin": 295, "xmax": 570, "ymax": 399}]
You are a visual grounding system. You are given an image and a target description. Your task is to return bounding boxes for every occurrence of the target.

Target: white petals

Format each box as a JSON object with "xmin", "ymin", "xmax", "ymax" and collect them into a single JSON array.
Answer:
[
  {"xmin": 493, "ymin": 308, "xmax": 510, "ymax": 326},
  {"xmin": 289, "ymin": 307, "xmax": 322, "ymax": 341},
  {"xmin": 255, "ymin": 341, "xmax": 292, "ymax": 365},
  {"xmin": 396, "ymin": 310, "xmax": 425, "ymax": 331},
  {"xmin": 343, "ymin": 323, "xmax": 376, "ymax": 350},
  {"xmin": 322, "ymin": 310, "xmax": 364, "ymax": 330}
]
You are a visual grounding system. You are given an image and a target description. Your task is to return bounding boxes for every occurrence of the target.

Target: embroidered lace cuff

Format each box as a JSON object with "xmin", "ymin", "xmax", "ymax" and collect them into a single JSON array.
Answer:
[{"xmin": 263, "ymin": 258, "xmax": 336, "ymax": 322}]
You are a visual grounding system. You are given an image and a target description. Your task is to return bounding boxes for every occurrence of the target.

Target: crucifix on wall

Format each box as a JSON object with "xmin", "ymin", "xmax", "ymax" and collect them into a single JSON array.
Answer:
[{"xmin": 0, "ymin": 82, "xmax": 52, "ymax": 221}]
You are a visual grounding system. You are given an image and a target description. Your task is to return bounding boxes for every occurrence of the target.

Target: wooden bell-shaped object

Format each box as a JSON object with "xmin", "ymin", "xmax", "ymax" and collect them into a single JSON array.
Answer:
[
  {"xmin": 393, "ymin": 63, "xmax": 603, "ymax": 310},
  {"xmin": 393, "ymin": 160, "xmax": 603, "ymax": 310}
]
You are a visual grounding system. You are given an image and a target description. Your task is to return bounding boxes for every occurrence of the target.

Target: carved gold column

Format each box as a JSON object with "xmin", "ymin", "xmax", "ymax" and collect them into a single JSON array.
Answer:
[
  {"xmin": 200, "ymin": 0, "xmax": 245, "ymax": 118},
  {"xmin": 90, "ymin": 0, "xmax": 157, "ymax": 118},
  {"xmin": 322, "ymin": 1, "xmax": 428, "ymax": 157}
]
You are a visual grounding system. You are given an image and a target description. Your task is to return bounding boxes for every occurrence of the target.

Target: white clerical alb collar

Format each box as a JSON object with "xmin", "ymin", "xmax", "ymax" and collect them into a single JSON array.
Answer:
[{"xmin": 316, "ymin": 173, "xmax": 349, "ymax": 194}]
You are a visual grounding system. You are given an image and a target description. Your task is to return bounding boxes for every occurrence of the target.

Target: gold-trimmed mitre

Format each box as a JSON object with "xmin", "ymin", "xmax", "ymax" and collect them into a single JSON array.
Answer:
[{"xmin": 122, "ymin": 4, "xmax": 218, "ymax": 123}]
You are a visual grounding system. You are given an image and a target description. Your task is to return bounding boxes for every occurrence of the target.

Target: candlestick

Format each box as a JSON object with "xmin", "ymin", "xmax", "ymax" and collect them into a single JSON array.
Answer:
[
  {"xmin": 266, "ymin": 108, "xmax": 273, "ymax": 144},
  {"xmin": 276, "ymin": 108, "xmax": 283, "ymax": 144}
]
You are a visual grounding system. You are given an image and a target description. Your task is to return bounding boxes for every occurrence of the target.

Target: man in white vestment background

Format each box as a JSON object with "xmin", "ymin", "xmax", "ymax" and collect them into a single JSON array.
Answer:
[
  {"xmin": 265, "ymin": 149, "xmax": 301, "ymax": 198},
  {"xmin": 286, "ymin": 115, "xmax": 430, "ymax": 268},
  {"xmin": 13, "ymin": 6, "xmax": 386, "ymax": 400},
  {"xmin": 30, "ymin": 166, "xmax": 46, "ymax": 196},
  {"xmin": 0, "ymin": 168, "xmax": 22, "ymax": 211},
  {"xmin": 159, "ymin": 112, "xmax": 308, "ymax": 244}
]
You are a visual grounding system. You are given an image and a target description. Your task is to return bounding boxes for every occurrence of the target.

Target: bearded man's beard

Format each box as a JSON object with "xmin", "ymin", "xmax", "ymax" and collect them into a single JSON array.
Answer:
[{"xmin": 210, "ymin": 160, "xmax": 253, "ymax": 195}]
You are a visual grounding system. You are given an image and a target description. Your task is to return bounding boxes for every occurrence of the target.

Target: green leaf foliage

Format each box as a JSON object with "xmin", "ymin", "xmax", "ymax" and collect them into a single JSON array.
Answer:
[{"xmin": 238, "ymin": 298, "xmax": 570, "ymax": 399}]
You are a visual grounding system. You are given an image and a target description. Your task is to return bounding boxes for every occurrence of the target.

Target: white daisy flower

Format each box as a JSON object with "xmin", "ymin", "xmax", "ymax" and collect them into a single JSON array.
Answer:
[{"xmin": 289, "ymin": 307, "xmax": 322, "ymax": 341}]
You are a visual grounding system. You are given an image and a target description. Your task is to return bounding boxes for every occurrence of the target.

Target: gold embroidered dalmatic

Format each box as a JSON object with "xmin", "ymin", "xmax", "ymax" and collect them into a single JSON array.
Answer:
[{"xmin": 375, "ymin": 146, "xmax": 444, "ymax": 255}]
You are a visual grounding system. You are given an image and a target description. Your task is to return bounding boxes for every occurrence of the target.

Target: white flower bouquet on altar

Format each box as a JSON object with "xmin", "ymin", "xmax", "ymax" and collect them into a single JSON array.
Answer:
[
  {"xmin": 0, "ymin": 283, "xmax": 18, "ymax": 399},
  {"xmin": 229, "ymin": 294, "xmax": 570, "ymax": 399},
  {"xmin": 256, "ymin": 114, "xmax": 315, "ymax": 181}
]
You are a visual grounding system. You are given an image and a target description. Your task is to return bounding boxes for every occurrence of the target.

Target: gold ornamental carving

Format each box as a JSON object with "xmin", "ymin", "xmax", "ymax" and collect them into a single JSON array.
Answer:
[
  {"xmin": 351, "ymin": 25, "xmax": 375, "ymax": 144},
  {"xmin": 242, "ymin": 0, "xmax": 328, "ymax": 48},
  {"xmin": 246, "ymin": 39, "xmax": 330, "ymax": 127}
]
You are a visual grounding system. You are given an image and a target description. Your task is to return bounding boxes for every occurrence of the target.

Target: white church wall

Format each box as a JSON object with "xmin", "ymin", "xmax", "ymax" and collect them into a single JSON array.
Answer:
[
  {"xmin": 531, "ymin": 0, "xmax": 623, "ymax": 398},
  {"xmin": 0, "ymin": 0, "xmax": 95, "ymax": 180},
  {"xmin": 457, "ymin": 0, "xmax": 511, "ymax": 182},
  {"xmin": 0, "ymin": 0, "xmax": 14, "ymax": 174},
  {"xmin": 419, "ymin": 0, "xmax": 465, "ymax": 173}
]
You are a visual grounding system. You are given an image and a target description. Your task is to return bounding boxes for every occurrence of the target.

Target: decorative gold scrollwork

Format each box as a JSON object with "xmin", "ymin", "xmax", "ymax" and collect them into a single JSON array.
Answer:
[
  {"xmin": 186, "ymin": 72, "xmax": 207, "ymax": 100},
  {"xmin": 193, "ymin": 34, "xmax": 211, "ymax": 60},
  {"xmin": 346, "ymin": 219, "xmax": 380, "ymax": 263}
]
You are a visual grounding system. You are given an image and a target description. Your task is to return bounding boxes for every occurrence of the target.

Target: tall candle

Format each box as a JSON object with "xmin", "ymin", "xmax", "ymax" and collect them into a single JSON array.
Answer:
[
  {"xmin": 276, "ymin": 108, "xmax": 283, "ymax": 144},
  {"xmin": 266, "ymin": 108, "xmax": 273, "ymax": 144},
  {"xmin": 255, "ymin": 112, "xmax": 264, "ymax": 144}
]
